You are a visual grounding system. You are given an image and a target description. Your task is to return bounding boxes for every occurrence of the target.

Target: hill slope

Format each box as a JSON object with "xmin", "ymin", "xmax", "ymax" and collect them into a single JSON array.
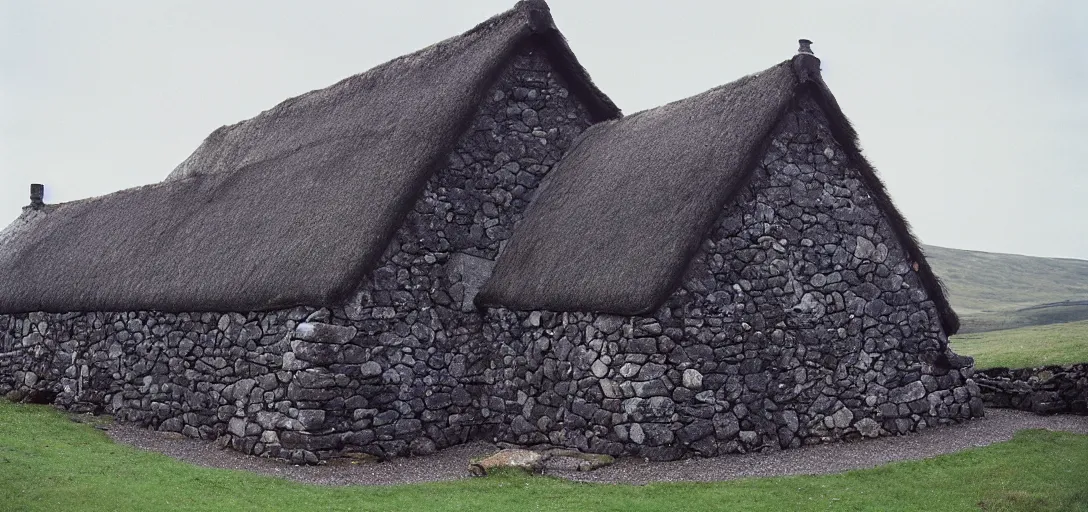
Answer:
[{"xmin": 924, "ymin": 245, "xmax": 1088, "ymax": 333}]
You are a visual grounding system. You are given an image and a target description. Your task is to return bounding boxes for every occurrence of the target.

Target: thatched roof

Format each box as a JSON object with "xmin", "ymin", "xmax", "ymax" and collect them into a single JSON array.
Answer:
[
  {"xmin": 0, "ymin": 0, "xmax": 618, "ymax": 314},
  {"xmin": 478, "ymin": 55, "xmax": 961, "ymax": 335}
]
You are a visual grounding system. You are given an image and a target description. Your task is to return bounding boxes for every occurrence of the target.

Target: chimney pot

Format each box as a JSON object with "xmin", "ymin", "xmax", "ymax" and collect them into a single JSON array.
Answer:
[
  {"xmin": 798, "ymin": 39, "xmax": 814, "ymax": 55},
  {"xmin": 30, "ymin": 184, "xmax": 44, "ymax": 209}
]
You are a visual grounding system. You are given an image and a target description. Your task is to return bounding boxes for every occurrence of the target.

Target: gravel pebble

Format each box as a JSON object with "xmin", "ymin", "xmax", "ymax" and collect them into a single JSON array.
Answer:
[{"xmin": 104, "ymin": 409, "xmax": 1088, "ymax": 486}]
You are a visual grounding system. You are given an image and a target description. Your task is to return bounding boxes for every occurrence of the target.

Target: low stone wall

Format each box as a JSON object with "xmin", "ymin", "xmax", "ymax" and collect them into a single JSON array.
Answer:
[
  {"xmin": 0, "ymin": 305, "xmax": 983, "ymax": 464},
  {"xmin": 0, "ymin": 308, "xmax": 498, "ymax": 464},
  {"xmin": 974, "ymin": 364, "xmax": 1087, "ymax": 415},
  {"xmin": 484, "ymin": 309, "xmax": 981, "ymax": 460}
]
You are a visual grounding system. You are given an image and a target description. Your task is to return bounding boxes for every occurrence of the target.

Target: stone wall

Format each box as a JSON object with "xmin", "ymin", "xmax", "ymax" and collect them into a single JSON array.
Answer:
[
  {"xmin": 975, "ymin": 364, "xmax": 1087, "ymax": 415},
  {"xmin": 0, "ymin": 89, "xmax": 985, "ymax": 463},
  {"xmin": 0, "ymin": 45, "xmax": 594, "ymax": 464},
  {"xmin": 482, "ymin": 96, "xmax": 983, "ymax": 459}
]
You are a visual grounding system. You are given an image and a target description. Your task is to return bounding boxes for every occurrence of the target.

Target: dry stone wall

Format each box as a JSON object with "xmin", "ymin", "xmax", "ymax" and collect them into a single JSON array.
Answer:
[
  {"xmin": 482, "ymin": 96, "xmax": 984, "ymax": 460},
  {"xmin": 0, "ymin": 46, "xmax": 594, "ymax": 464},
  {"xmin": 975, "ymin": 364, "xmax": 1087, "ymax": 415}
]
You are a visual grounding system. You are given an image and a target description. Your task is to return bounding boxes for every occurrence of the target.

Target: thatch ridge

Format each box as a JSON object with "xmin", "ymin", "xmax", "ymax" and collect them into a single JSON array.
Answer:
[
  {"xmin": 0, "ymin": 0, "xmax": 619, "ymax": 314},
  {"xmin": 478, "ymin": 55, "xmax": 960, "ymax": 335}
]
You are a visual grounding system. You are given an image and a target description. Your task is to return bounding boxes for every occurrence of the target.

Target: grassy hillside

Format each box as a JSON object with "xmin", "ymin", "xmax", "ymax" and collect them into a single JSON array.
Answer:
[
  {"xmin": 949, "ymin": 319, "xmax": 1088, "ymax": 369},
  {"xmin": 923, "ymin": 245, "xmax": 1088, "ymax": 333}
]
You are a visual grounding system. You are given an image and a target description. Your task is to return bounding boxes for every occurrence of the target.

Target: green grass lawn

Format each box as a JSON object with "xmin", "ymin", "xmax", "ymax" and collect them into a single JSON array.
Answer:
[
  {"xmin": 951, "ymin": 319, "xmax": 1088, "ymax": 369},
  {"xmin": 2, "ymin": 402, "xmax": 1087, "ymax": 511}
]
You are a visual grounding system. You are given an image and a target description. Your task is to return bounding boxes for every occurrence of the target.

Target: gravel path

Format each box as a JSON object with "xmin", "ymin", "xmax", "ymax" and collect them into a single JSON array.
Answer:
[{"xmin": 103, "ymin": 409, "xmax": 1088, "ymax": 486}]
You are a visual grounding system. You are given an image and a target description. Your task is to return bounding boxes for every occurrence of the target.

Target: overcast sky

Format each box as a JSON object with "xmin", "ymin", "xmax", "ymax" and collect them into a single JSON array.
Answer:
[{"xmin": 1, "ymin": 1, "xmax": 1085, "ymax": 259}]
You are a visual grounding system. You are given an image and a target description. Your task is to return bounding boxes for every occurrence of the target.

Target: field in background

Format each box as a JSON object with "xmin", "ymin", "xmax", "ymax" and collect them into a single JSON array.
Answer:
[
  {"xmin": 1, "ymin": 401, "xmax": 1087, "ymax": 511},
  {"xmin": 924, "ymin": 245, "xmax": 1088, "ymax": 333},
  {"xmin": 924, "ymin": 245, "xmax": 1088, "ymax": 368},
  {"xmin": 950, "ymin": 319, "xmax": 1088, "ymax": 369}
]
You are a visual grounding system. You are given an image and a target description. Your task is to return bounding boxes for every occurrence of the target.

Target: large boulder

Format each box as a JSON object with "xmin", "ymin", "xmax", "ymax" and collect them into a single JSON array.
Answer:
[{"xmin": 469, "ymin": 449, "xmax": 544, "ymax": 476}]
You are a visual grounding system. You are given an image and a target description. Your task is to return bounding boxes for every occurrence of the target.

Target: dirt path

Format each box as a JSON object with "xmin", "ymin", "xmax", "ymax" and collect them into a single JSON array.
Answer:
[{"xmin": 103, "ymin": 408, "xmax": 1088, "ymax": 486}]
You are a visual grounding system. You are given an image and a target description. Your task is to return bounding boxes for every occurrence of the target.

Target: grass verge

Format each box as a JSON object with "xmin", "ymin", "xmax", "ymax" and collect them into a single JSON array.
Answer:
[
  {"xmin": 2, "ymin": 401, "xmax": 1088, "ymax": 511},
  {"xmin": 950, "ymin": 319, "xmax": 1088, "ymax": 369}
]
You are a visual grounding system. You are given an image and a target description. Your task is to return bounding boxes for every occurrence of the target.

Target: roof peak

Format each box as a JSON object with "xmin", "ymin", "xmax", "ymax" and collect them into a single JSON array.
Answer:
[
  {"xmin": 513, "ymin": 0, "xmax": 554, "ymax": 33},
  {"xmin": 792, "ymin": 38, "xmax": 821, "ymax": 83}
]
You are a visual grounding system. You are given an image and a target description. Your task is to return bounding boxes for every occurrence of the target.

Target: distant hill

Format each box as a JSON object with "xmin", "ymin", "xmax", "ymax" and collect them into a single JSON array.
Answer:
[{"xmin": 924, "ymin": 245, "xmax": 1088, "ymax": 333}]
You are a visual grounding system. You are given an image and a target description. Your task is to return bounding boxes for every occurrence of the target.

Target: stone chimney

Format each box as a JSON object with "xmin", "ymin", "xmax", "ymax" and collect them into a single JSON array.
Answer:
[
  {"xmin": 792, "ymin": 38, "xmax": 821, "ymax": 82},
  {"xmin": 29, "ymin": 184, "xmax": 45, "ymax": 210},
  {"xmin": 797, "ymin": 39, "xmax": 815, "ymax": 56}
]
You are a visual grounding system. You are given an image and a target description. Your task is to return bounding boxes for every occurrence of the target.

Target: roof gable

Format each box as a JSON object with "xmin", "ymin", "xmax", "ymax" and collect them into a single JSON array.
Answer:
[
  {"xmin": 479, "ymin": 54, "xmax": 960, "ymax": 335},
  {"xmin": 0, "ymin": 0, "xmax": 618, "ymax": 314},
  {"xmin": 477, "ymin": 62, "xmax": 799, "ymax": 315}
]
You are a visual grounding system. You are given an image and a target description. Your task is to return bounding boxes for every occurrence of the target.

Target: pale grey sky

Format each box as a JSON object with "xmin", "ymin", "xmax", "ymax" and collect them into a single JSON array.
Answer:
[{"xmin": 1, "ymin": 1, "xmax": 1085, "ymax": 259}]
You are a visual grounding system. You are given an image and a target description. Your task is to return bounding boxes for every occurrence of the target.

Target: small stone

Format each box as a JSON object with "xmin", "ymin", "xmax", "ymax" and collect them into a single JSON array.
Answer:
[
  {"xmin": 633, "ymin": 380, "xmax": 669, "ymax": 398},
  {"xmin": 855, "ymin": 418, "xmax": 881, "ymax": 438},
  {"xmin": 359, "ymin": 362, "xmax": 382, "ymax": 378},
  {"xmin": 511, "ymin": 416, "xmax": 535, "ymax": 435},
  {"xmin": 394, "ymin": 419, "xmax": 422, "ymax": 435},
  {"xmin": 282, "ymin": 352, "xmax": 307, "ymax": 371},
  {"xmin": 682, "ymin": 369, "xmax": 703, "ymax": 389},
  {"xmin": 874, "ymin": 243, "xmax": 889, "ymax": 263},
  {"xmin": 293, "ymin": 322, "xmax": 357, "ymax": 344},
  {"xmin": 781, "ymin": 410, "xmax": 799, "ymax": 433},
  {"xmin": 831, "ymin": 407, "xmax": 853, "ymax": 429},
  {"xmin": 739, "ymin": 430, "xmax": 758, "ymax": 445},
  {"xmin": 372, "ymin": 307, "xmax": 396, "ymax": 319},
  {"xmin": 889, "ymin": 381, "xmax": 926, "ymax": 404},
  {"xmin": 290, "ymin": 341, "xmax": 339, "ymax": 365},
  {"xmin": 591, "ymin": 360, "xmax": 609, "ymax": 379},
  {"xmin": 600, "ymin": 379, "xmax": 621, "ymax": 399},
  {"xmin": 297, "ymin": 410, "xmax": 326, "ymax": 430},
  {"xmin": 636, "ymin": 363, "xmax": 666, "ymax": 381},
  {"xmin": 629, "ymin": 423, "xmax": 646, "ymax": 445},
  {"xmin": 619, "ymin": 363, "xmax": 641, "ymax": 378},
  {"xmin": 647, "ymin": 396, "xmax": 675, "ymax": 418},
  {"xmin": 227, "ymin": 418, "xmax": 247, "ymax": 437},
  {"xmin": 521, "ymin": 109, "xmax": 539, "ymax": 127},
  {"xmin": 714, "ymin": 413, "xmax": 740, "ymax": 439},
  {"xmin": 854, "ymin": 236, "xmax": 877, "ymax": 260},
  {"xmin": 593, "ymin": 315, "xmax": 625, "ymax": 334}
]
